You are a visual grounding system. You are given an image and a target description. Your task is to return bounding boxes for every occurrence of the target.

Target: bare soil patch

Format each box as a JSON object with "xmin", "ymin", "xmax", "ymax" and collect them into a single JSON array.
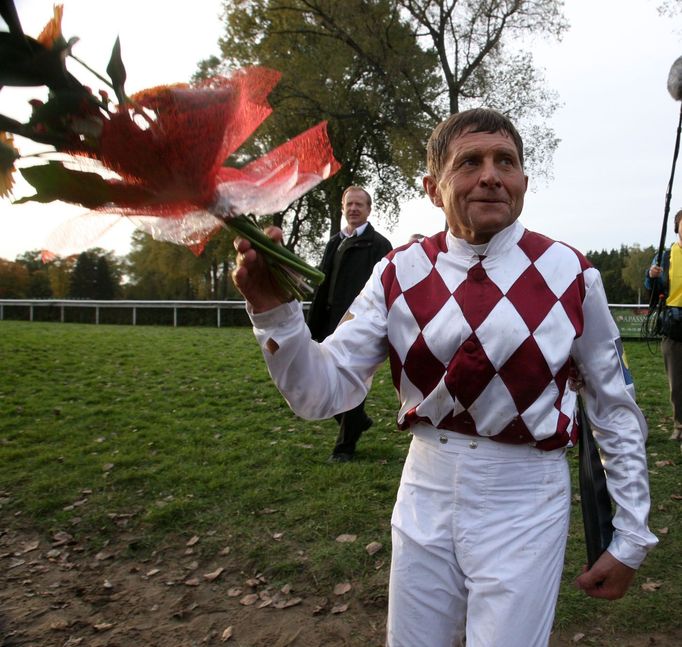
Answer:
[{"xmin": 1, "ymin": 524, "xmax": 679, "ymax": 647}]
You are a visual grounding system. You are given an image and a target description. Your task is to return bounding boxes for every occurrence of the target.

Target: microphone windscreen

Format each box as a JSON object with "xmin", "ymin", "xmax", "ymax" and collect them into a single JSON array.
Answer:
[{"xmin": 668, "ymin": 56, "xmax": 682, "ymax": 101}]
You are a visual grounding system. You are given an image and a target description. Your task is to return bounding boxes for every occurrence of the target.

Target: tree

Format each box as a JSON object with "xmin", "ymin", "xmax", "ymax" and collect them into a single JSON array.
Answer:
[
  {"xmin": 396, "ymin": 0, "xmax": 566, "ymax": 177},
  {"xmin": 658, "ymin": 0, "xmax": 682, "ymax": 17},
  {"xmin": 68, "ymin": 249, "xmax": 123, "ymax": 299},
  {"xmin": 69, "ymin": 251, "xmax": 97, "ymax": 299},
  {"xmin": 0, "ymin": 259, "xmax": 29, "ymax": 298},
  {"xmin": 623, "ymin": 244, "xmax": 656, "ymax": 305},
  {"xmin": 95, "ymin": 257, "xmax": 116, "ymax": 300},
  {"xmin": 206, "ymin": 0, "xmax": 442, "ymax": 248},
  {"xmin": 586, "ymin": 246, "xmax": 638, "ymax": 304},
  {"xmin": 15, "ymin": 250, "xmax": 52, "ymax": 298},
  {"xmin": 48, "ymin": 257, "xmax": 75, "ymax": 298},
  {"xmin": 204, "ymin": 0, "xmax": 565, "ymax": 257},
  {"xmin": 124, "ymin": 230, "xmax": 240, "ymax": 300}
]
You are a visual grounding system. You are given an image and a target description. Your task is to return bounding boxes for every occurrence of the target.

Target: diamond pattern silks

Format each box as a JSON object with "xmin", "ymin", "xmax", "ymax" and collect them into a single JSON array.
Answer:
[{"xmin": 380, "ymin": 226, "xmax": 589, "ymax": 450}]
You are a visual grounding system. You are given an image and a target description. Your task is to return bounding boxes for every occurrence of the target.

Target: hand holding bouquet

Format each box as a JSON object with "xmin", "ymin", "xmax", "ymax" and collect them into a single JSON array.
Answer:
[{"xmin": 0, "ymin": 2, "xmax": 340, "ymax": 299}]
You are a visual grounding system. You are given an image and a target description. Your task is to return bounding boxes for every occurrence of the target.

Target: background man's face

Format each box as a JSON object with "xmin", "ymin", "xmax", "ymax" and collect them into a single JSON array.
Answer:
[{"xmin": 343, "ymin": 190, "xmax": 371, "ymax": 232}]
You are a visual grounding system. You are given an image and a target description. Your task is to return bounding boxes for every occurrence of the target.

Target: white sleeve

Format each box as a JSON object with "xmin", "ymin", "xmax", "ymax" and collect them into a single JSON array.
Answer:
[
  {"xmin": 572, "ymin": 268, "xmax": 658, "ymax": 568},
  {"xmin": 247, "ymin": 261, "xmax": 390, "ymax": 420}
]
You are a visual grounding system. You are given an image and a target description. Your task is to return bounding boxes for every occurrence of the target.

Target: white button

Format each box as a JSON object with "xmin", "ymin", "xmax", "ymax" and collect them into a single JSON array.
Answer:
[{"xmin": 469, "ymin": 441, "xmax": 478, "ymax": 449}]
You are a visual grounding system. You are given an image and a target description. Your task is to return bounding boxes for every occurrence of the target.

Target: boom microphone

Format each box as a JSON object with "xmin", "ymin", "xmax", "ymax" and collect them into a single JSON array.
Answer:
[
  {"xmin": 643, "ymin": 55, "xmax": 682, "ymax": 340},
  {"xmin": 668, "ymin": 55, "xmax": 682, "ymax": 101}
]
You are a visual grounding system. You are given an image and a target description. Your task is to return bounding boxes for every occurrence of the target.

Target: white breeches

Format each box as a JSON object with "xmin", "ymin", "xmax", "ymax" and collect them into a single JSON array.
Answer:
[{"xmin": 387, "ymin": 426, "xmax": 571, "ymax": 647}]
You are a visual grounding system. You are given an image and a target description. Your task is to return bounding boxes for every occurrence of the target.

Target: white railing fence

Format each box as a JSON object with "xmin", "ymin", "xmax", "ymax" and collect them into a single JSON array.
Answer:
[
  {"xmin": 0, "ymin": 299, "xmax": 313, "ymax": 327},
  {"xmin": 0, "ymin": 299, "xmax": 644, "ymax": 336}
]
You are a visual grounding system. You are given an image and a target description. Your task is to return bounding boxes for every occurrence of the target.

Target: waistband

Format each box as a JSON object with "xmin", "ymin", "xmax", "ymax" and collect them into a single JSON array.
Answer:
[{"xmin": 410, "ymin": 423, "xmax": 567, "ymax": 460}]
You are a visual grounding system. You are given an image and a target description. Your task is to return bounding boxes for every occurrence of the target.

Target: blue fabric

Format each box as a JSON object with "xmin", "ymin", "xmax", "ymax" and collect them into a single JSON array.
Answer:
[{"xmin": 644, "ymin": 250, "xmax": 670, "ymax": 294}]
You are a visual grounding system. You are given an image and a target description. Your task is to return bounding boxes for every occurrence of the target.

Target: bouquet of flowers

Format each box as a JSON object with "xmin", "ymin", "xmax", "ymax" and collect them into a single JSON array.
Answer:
[{"xmin": 0, "ymin": 2, "xmax": 340, "ymax": 299}]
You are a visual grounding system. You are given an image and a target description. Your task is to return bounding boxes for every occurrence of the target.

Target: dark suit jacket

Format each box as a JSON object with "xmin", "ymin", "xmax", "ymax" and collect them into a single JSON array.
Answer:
[{"xmin": 307, "ymin": 222, "xmax": 392, "ymax": 341}]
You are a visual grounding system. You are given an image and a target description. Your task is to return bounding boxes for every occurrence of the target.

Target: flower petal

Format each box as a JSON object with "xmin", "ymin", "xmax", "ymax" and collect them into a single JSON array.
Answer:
[
  {"xmin": 95, "ymin": 69, "xmax": 279, "ymax": 208},
  {"xmin": 41, "ymin": 212, "xmax": 130, "ymax": 259},
  {"xmin": 214, "ymin": 121, "xmax": 340, "ymax": 216},
  {"xmin": 127, "ymin": 212, "xmax": 222, "ymax": 253},
  {"xmin": 36, "ymin": 4, "xmax": 65, "ymax": 50}
]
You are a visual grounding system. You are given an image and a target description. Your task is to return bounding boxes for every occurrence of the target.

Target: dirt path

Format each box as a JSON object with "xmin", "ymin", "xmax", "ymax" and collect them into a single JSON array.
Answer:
[{"xmin": 1, "ymin": 525, "xmax": 680, "ymax": 647}]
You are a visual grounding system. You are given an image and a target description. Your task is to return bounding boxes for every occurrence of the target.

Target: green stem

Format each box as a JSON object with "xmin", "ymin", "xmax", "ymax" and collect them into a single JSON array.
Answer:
[
  {"xmin": 71, "ymin": 54, "xmax": 115, "ymax": 92},
  {"xmin": 222, "ymin": 214, "xmax": 324, "ymax": 302},
  {"xmin": 227, "ymin": 215, "xmax": 325, "ymax": 284}
]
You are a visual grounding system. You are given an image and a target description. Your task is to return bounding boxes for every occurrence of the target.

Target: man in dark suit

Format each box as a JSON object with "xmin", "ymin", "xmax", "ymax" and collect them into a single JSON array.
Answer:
[{"xmin": 307, "ymin": 186, "xmax": 393, "ymax": 462}]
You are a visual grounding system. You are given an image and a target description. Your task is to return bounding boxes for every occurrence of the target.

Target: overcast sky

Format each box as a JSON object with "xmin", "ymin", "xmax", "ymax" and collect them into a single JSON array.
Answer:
[{"xmin": 1, "ymin": 0, "xmax": 681, "ymax": 261}]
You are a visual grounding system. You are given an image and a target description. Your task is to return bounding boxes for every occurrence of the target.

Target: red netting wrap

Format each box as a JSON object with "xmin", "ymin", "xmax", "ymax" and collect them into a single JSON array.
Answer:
[{"xmin": 41, "ymin": 66, "xmax": 340, "ymax": 257}]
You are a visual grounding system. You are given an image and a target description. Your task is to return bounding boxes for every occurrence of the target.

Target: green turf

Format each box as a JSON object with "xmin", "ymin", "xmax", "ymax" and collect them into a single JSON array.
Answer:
[{"xmin": 0, "ymin": 321, "xmax": 679, "ymax": 633}]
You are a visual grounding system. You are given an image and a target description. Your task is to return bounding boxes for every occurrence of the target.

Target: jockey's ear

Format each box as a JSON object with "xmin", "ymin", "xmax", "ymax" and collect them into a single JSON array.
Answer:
[{"xmin": 423, "ymin": 175, "xmax": 443, "ymax": 208}]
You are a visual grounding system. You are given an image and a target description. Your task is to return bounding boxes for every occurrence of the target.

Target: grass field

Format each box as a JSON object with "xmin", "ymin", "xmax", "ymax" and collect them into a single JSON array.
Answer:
[{"xmin": 0, "ymin": 321, "xmax": 680, "ymax": 635}]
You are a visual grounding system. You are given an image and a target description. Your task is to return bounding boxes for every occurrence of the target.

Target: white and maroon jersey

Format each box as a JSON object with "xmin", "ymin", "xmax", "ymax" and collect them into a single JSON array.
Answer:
[
  {"xmin": 380, "ymin": 223, "xmax": 591, "ymax": 450},
  {"xmin": 249, "ymin": 220, "xmax": 657, "ymax": 567}
]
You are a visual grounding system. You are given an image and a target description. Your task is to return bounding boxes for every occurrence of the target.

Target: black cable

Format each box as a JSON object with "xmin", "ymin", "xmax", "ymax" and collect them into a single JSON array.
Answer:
[
  {"xmin": 656, "ymin": 102, "xmax": 682, "ymax": 266},
  {"xmin": 642, "ymin": 102, "xmax": 682, "ymax": 341}
]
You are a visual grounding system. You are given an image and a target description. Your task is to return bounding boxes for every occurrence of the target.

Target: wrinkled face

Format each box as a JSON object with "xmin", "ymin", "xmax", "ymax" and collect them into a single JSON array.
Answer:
[
  {"xmin": 423, "ymin": 129, "xmax": 528, "ymax": 244},
  {"xmin": 342, "ymin": 189, "xmax": 371, "ymax": 232}
]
